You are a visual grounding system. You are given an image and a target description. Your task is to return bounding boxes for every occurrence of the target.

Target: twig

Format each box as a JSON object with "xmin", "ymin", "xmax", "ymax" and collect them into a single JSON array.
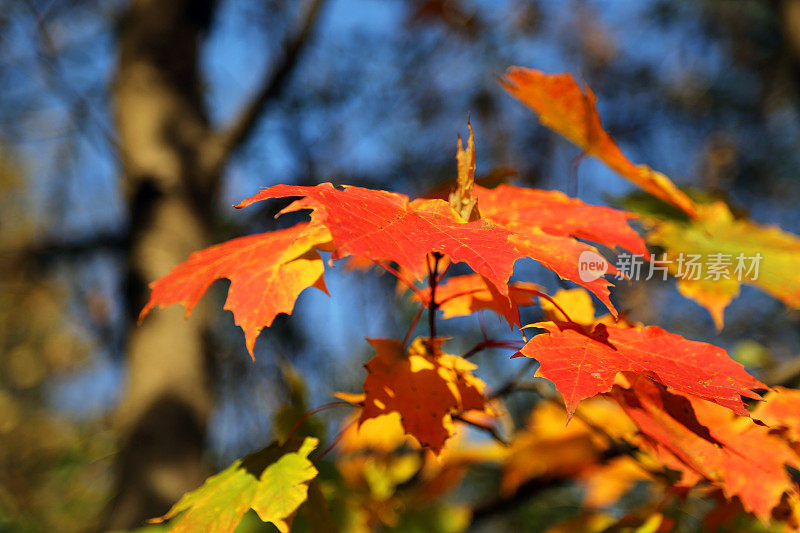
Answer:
[
  {"xmin": 375, "ymin": 260, "xmax": 427, "ymax": 302},
  {"xmin": 452, "ymin": 413, "xmax": 509, "ymax": 446},
  {"xmin": 462, "ymin": 339, "xmax": 524, "ymax": 360},
  {"xmin": 428, "ymin": 252, "xmax": 442, "ymax": 340},
  {"xmin": 403, "ymin": 304, "xmax": 425, "ymax": 348},
  {"xmin": 490, "ymin": 358, "xmax": 536, "ymax": 399},
  {"xmin": 471, "ymin": 477, "xmax": 568, "ymax": 523},
  {"xmin": 207, "ymin": 0, "xmax": 327, "ymax": 172},
  {"xmin": 284, "ymin": 401, "xmax": 353, "ymax": 444},
  {"xmin": 22, "ymin": 0, "xmax": 124, "ymax": 160},
  {"xmin": 313, "ymin": 418, "xmax": 356, "ymax": 464}
]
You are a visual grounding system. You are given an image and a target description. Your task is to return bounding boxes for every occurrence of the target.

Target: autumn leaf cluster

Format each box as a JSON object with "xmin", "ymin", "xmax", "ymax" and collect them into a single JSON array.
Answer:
[{"xmin": 138, "ymin": 67, "xmax": 800, "ymax": 532}]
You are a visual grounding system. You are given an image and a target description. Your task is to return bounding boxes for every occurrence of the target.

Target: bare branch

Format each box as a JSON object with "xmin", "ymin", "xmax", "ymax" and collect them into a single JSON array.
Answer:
[
  {"xmin": 205, "ymin": 0, "xmax": 326, "ymax": 173},
  {"xmin": 470, "ymin": 476, "xmax": 568, "ymax": 523},
  {"xmin": 762, "ymin": 355, "xmax": 800, "ymax": 388},
  {"xmin": 470, "ymin": 439, "xmax": 639, "ymax": 524},
  {"xmin": 12, "ymin": 231, "xmax": 128, "ymax": 266},
  {"xmin": 462, "ymin": 339, "xmax": 524, "ymax": 360},
  {"xmin": 489, "ymin": 357, "xmax": 536, "ymax": 398},
  {"xmin": 452, "ymin": 413, "xmax": 509, "ymax": 446},
  {"xmin": 22, "ymin": 0, "xmax": 124, "ymax": 160}
]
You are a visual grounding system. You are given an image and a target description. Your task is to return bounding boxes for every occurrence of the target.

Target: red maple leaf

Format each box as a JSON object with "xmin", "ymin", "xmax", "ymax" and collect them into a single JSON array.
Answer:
[
  {"xmin": 614, "ymin": 377, "xmax": 798, "ymax": 522},
  {"xmin": 241, "ymin": 183, "xmax": 642, "ymax": 315},
  {"xmin": 474, "ymin": 182, "xmax": 646, "ymax": 315},
  {"xmin": 476, "ymin": 184, "xmax": 648, "ymax": 256},
  {"xmin": 506, "ymin": 228, "xmax": 620, "ymax": 314},
  {"xmin": 237, "ymin": 183, "xmax": 521, "ymax": 296},
  {"xmin": 516, "ymin": 321, "xmax": 765, "ymax": 416}
]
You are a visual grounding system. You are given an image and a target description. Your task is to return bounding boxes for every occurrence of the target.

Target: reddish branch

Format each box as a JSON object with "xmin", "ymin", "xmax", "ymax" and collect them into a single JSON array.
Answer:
[
  {"xmin": 452, "ymin": 413, "xmax": 509, "ymax": 446},
  {"xmin": 531, "ymin": 291, "xmax": 574, "ymax": 323},
  {"xmin": 403, "ymin": 304, "xmax": 426, "ymax": 348},
  {"xmin": 462, "ymin": 339, "xmax": 524, "ymax": 360},
  {"xmin": 314, "ymin": 418, "xmax": 357, "ymax": 465},
  {"xmin": 374, "ymin": 260, "xmax": 427, "ymax": 302},
  {"xmin": 284, "ymin": 401, "xmax": 353, "ymax": 444}
]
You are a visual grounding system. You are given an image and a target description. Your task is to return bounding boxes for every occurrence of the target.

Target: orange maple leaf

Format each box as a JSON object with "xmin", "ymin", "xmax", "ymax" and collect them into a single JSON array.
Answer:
[
  {"xmin": 139, "ymin": 222, "xmax": 330, "ymax": 358},
  {"xmin": 752, "ymin": 386, "xmax": 800, "ymax": 444},
  {"xmin": 356, "ymin": 337, "xmax": 490, "ymax": 453},
  {"xmin": 500, "ymin": 67, "xmax": 696, "ymax": 217},
  {"xmin": 413, "ymin": 273, "xmax": 542, "ymax": 328},
  {"xmin": 614, "ymin": 377, "xmax": 800, "ymax": 522}
]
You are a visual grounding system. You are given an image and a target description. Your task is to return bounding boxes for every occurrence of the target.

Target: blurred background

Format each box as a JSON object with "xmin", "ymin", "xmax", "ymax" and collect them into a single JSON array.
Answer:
[{"xmin": 1, "ymin": 0, "xmax": 800, "ymax": 531}]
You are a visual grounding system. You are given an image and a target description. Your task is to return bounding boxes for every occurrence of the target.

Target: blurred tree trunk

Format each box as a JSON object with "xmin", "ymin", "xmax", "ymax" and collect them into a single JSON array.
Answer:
[
  {"xmin": 103, "ymin": 0, "xmax": 323, "ymax": 526},
  {"xmin": 106, "ymin": 0, "xmax": 219, "ymax": 528},
  {"xmin": 107, "ymin": 0, "xmax": 324, "ymax": 528}
]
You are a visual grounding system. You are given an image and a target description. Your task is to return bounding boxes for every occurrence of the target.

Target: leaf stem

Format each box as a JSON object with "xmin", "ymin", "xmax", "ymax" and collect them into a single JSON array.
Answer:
[
  {"xmin": 532, "ymin": 291, "xmax": 574, "ymax": 323},
  {"xmin": 435, "ymin": 260, "xmax": 451, "ymax": 283},
  {"xmin": 284, "ymin": 401, "xmax": 353, "ymax": 444},
  {"xmin": 490, "ymin": 358, "xmax": 537, "ymax": 399},
  {"xmin": 452, "ymin": 413, "xmax": 509, "ymax": 446},
  {"xmin": 462, "ymin": 339, "xmax": 524, "ymax": 359},
  {"xmin": 434, "ymin": 288, "xmax": 484, "ymax": 305},
  {"xmin": 403, "ymin": 303, "xmax": 425, "ymax": 348},
  {"xmin": 313, "ymin": 418, "xmax": 357, "ymax": 465},
  {"xmin": 374, "ymin": 260, "xmax": 427, "ymax": 302}
]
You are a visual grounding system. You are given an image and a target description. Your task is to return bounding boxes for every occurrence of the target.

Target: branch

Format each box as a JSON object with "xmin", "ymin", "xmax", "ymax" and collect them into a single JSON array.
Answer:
[
  {"xmin": 205, "ymin": 0, "xmax": 326, "ymax": 172},
  {"xmin": 428, "ymin": 252, "xmax": 442, "ymax": 339},
  {"xmin": 762, "ymin": 355, "xmax": 800, "ymax": 387},
  {"xmin": 11, "ymin": 231, "xmax": 128, "ymax": 267},
  {"xmin": 22, "ymin": 0, "xmax": 124, "ymax": 161},
  {"xmin": 284, "ymin": 401, "xmax": 353, "ymax": 444},
  {"xmin": 403, "ymin": 304, "xmax": 425, "ymax": 348},
  {"xmin": 313, "ymin": 418, "xmax": 356, "ymax": 464},
  {"xmin": 489, "ymin": 358, "xmax": 536, "ymax": 399},
  {"xmin": 462, "ymin": 339, "xmax": 524, "ymax": 360},
  {"xmin": 470, "ymin": 476, "xmax": 568, "ymax": 523},
  {"xmin": 470, "ymin": 439, "xmax": 637, "ymax": 524},
  {"xmin": 451, "ymin": 413, "xmax": 509, "ymax": 446}
]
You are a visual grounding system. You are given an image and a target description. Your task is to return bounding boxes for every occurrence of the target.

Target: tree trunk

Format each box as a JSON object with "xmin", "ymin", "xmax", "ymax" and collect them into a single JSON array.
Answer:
[{"xmin": 106, "ymin": 0, "xmax": 219, "ymax": 528}]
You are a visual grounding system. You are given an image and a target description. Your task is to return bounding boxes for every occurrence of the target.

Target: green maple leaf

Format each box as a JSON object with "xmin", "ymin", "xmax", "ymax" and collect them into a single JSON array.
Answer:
[{"xmin": 150, "ymin": 437, "xmax": 318, "ymax": 533}]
